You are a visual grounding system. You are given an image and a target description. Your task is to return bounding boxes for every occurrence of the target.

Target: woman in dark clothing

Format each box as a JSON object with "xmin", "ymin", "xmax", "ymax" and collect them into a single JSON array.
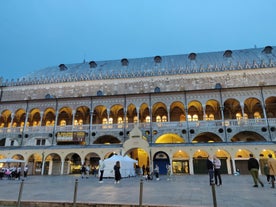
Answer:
[
  {"xmin": 207, "ymin": 156, "xmax": 214, "ymax": 185},
  {"xmin": 114, "ymin": 161, "xmax": 121, "ymax": 184}
]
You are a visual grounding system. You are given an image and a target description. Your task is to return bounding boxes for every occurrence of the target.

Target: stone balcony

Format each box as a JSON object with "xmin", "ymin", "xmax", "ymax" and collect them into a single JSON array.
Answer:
[{"xmin": 1, "ymin": 118, "xmax": 275, "ymax": 143}]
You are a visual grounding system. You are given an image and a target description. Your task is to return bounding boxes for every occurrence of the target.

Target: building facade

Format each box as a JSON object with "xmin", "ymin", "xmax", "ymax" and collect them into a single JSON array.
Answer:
[{"xmin": 0, "ymin": 46, "xmax": 276, "ymax": 176}]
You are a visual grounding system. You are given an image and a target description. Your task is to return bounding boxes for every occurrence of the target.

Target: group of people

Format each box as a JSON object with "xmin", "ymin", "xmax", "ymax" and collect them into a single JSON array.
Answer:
[
  {"xmin": 207, "ymin": 152, "xmax": 276, "ymax": 189},
  {"xmin": 97, "ymin": 160, "xmax": 161, "ymax": 184},
  {"xmin": 0, "ymin": 165, "xmax": 28, "ymax": 180},
  {"xmin": 248, "ymin": 153, "xmax": 276, "ymax": 188},
  {"xmin": 97, "ymin": 160, "xmax": 121, "ymax": 184},
  {"xmin": 85, "ymin": 152, "xmax": 276, "ymax": 188},
  {"xmin": 207, "ymin": 155, "xmax": 222, "ymax": 186}
]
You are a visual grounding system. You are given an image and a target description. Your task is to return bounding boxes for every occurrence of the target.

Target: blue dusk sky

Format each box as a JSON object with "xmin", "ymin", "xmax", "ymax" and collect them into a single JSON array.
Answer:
[{"xmin": 1, "ymin": 0, "xmax": 276, "ymax": 81}]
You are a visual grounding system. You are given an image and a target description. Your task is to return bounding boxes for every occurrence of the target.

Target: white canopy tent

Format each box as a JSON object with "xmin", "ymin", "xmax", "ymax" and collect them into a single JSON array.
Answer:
[
  {"xmin": 102, "ymin": 155, "xmax": 137, "ymax": 178},
  {"xmin": 0, "ymin": 158, "xmax": 25, "ymax": 163}
]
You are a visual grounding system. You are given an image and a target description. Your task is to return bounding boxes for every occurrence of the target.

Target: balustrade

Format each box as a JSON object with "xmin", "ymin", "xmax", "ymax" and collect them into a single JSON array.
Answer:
[{"xmin": 0, "ymin": 118, "xmax": 275, "ymax": 136}]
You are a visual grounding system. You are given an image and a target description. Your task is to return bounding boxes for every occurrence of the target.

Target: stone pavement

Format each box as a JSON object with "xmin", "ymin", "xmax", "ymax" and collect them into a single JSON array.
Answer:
[{"xmin": 0, "ymin": 174, "xmax": 276, "ymax": 207}]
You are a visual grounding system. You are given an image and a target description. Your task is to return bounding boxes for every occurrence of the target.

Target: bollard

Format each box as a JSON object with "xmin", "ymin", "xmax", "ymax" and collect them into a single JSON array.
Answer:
[
  {"xmin": 73, "ymin": 178, "xmax": 79, "ymax": 207},
  {"xmin": 139, "ymin": 179, "xmax": 144, "ymax": 207},
  {"xmin": 211, "ymin": 183, "xmax": 217, "ymax": 207},
  {"xmin": 17, "ymin": 179, "xmax": 24, "ymax": 207}
]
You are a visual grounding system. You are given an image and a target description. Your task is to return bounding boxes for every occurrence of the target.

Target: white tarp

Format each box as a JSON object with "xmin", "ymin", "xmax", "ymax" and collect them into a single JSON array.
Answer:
[
  {"xmin": 0, "ymin": 158, "xmax": 25, "ymax": 163},
  {"xmin": 102, "ymin": 155, "xmax": 137, "ymax": 178}
]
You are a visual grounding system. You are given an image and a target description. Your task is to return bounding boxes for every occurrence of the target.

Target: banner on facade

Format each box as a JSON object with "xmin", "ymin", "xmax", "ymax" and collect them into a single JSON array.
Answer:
[{"xmin": 57, "ymin": 131, "xmax": 85, "ymax": 142}]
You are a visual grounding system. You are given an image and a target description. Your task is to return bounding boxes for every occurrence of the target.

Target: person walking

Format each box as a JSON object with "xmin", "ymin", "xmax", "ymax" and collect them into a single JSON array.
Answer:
[
  {"xmin": 16, "ymin": 165, "xmax": 21, "ymax": 180},
  {"xmin": 248, "ymin": 153, "xmax": 264, "ymax": 187},
  {"xmin": 80, "ymin": 164, "xmax": 86, "ymax": 179},
  {"xmin": 263, "ymin": 163, "xmax": 270, "ymax": 183},
  {"xmin": 154, "ymin": 164, "xmax": 160, "ymax": 181},
  {"xmin": 24, "ymin": 165, "xmax": 28, "ymax": 178},
  {"xmin": 207, "ymin": 155, "xmax": 214, "ymax": 185},
  {"xmin": 213, "ymin": 155, "xmax": 222, "ymax": 186},
  {"xmin": 114, "ymin": 161, "xmax": 121, "ymax": 184},
  {"xmin": 267, "ymin": 153, "xmax": 276, "ymax": 188},
  {"xmin": 85, "ymin": 165, "xmax": 90, "ymax": 179},
  {"xmin": 98, "ymin": 160, "xmax": 105, "ymax": 183}
]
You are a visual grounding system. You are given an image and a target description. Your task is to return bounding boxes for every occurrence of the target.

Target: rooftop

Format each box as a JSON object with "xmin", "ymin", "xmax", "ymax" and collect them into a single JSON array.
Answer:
[{"xmin": 1, "ymin": 46, "xmax": 275, "ymax": 87}]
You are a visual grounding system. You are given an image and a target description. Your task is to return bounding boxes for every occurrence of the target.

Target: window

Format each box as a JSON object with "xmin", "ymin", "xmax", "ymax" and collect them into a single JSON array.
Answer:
[
  {"xmin": 59, "ymin": 64, "xmax": 68, "ymax": 71},
  {"xmin": 254, "ymin": 112, "xmax": 261, "ymax": 119},
  {"xmin": 46, "ymin": 121, "xmax": 52, "ymax": 126},
  {"xmin": 206, "ymin": 114, "xmax": 214, "ymax": 120},
  {"xmin": 154, "ymin": 87, "xmax": 161, "ymax": 93},
  {"xmin": 188, "ymin": 114, "xmax": 198, "ymax": 121},
  {"xmin": 118, "ymin": 117, "xmax": 123, "ymax": 128},
  {"xmin": 60, "ymin": 120, "xmax": 66, "ymax": 126},
  {"xmin": 36, "ymin": 139, "xmax": 41, "ymax": 145},
  {"xmin": 154, "ymin": 56, "xmax": 162, "ymax": 63},
  {"xmin": 156, "ymin": 115, "xmax": 161, "ymax": 122},
  {"xmin": 262, "ymin": 46, "xmax": 273, "ymax": 54},
  {"xmin": 102, "ymin": 118, "xmax": 108, "ymax": 124},
  {"xmin": 192, "ymin": 115, "xmax": 198, "ymax": 121},
  {"xmin": 236, "ymin": 113, "xmax": 242, "ymax": 120},
  {"xmin": 188, "ymin": 53, "xmax": 197, "ymax": 60},
  {"xmin": 121, "ymin": 58, "xmax": 129, "ymax": 66},
  {"xmin": 118, "ymin": 117, "xmax": 123, "ymax": 124},
  {"xmin": 162, "ymin": 116, "xmax": 167, "ymax": 122},
  {"xmin": 134, "ymin": 116, "xmax": 138, "ymax": 123},
  {"xmin": 146, "ymin": 116, "xmax": 151, "ymax": 123},
  {"xmin": 223, "ymin": 50, "xmax": 232, "ymax": 58},
  {"xmin": 89, "ymin": 61, "xmax": 97, "ymax": 68},
  {"xmin": 97, "ymin": 90, "xmax": 103, "ymax": 96},
  {"xmin": 36, "ymin": 139, "xmax": 46, "ymax": 146}
]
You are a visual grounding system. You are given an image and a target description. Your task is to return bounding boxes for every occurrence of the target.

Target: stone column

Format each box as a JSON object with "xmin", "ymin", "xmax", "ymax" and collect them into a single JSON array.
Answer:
[
  {"xmin": 167, "ymin": 106, "xmax": 170, "ymax": 122},
  {"xmin": 39, "ymin": 112, "xmax": 44, "ymax": 126},
  {"xmin": 72, "ymin": 110, "xmax": 76, "ymax": 128},
  {"xmin": 60, "ymin": 160, "xmax": 64, "ymax": 175},
  {"xmin": 231, "ymin": 159, "xmax": 236, "ymax": 174}
]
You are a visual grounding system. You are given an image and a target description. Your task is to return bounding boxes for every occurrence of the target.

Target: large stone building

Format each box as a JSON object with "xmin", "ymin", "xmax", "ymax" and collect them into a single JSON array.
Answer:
[{"xmin": 0, "ymin": 46, "xmax": 276, "ymax": 176}]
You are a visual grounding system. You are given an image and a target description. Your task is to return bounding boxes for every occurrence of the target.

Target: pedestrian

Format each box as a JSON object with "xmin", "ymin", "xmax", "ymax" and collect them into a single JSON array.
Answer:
[
  {"xmin": 154, "ymin": 164, "xmax": 160, "ymax": 181},
  {"xmin": 16, "ymin": 165, "xmax": 21, "ymax": 180},
  {"xmin": 166, "ymin": 163, "xmax": 172, "ymax": 181},
  {"xmin": 80, "ymin": 164, "xmax": 86, "ymax": 179},
  {"xmin": 98, "ymin": 160, "xmax": 105, "ymax": 183},
  {"xmin": 207, "ymin": 155, "xmax": 214, "ymax": 185},
  {"xmin": 213, "ymin": 155, "xmax": 222, "ymax": 186},
  {"xmin": 24, "ymin": 165, "xmax": 28, "ymax": 178},
  {"xmin": 142, "ymin": 165, "xmax": 146, "ymax": 176},
  {"xmin": 248, "ymin": 153, "xmax": 264, "ymax": 187},
  {"xmin": 85, "ymin": 165, "xmax": 90, "ymax": 179},
  {"xmin": 267, "ymin": 154, "xmax": 276, "ymax": 188},
  {"xmin": 263, "ymin": 163, "xmax": 270, "ymax": 183},
  {"xmin": 114, "ymin": 161, "xmax": 121, "ymax": 184},
  {"xmin": 145, "ymin": 166, "xmax": 152, "ymax": 181}
]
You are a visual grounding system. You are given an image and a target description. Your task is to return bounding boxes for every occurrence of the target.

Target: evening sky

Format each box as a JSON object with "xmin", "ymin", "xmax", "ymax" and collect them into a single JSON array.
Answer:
[{"xmin": 1, "ymin": 0, "xmax": 276, "ymax": 81}]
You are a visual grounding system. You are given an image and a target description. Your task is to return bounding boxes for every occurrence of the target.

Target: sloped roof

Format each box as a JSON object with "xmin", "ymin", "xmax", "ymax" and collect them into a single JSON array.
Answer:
[{"xmin": 3, "ymin": 46, "xmax": 276, "ymax": 86}]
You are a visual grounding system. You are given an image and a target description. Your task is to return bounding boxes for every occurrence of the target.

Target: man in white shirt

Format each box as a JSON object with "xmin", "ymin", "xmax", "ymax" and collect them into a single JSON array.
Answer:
[{"xmin": 213, "ymin": 155, "xmax": 222, "ymax": 186}]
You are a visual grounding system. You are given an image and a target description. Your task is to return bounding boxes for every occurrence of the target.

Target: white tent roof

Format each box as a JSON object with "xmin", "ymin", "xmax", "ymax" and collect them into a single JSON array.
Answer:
[
  {"xmin": 102, "ymin": 155, "xmax": 137, "ymax": 178},
  {"xmin": 0, "ymin": 158, "xmax": 25, "ymax": 163}
]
